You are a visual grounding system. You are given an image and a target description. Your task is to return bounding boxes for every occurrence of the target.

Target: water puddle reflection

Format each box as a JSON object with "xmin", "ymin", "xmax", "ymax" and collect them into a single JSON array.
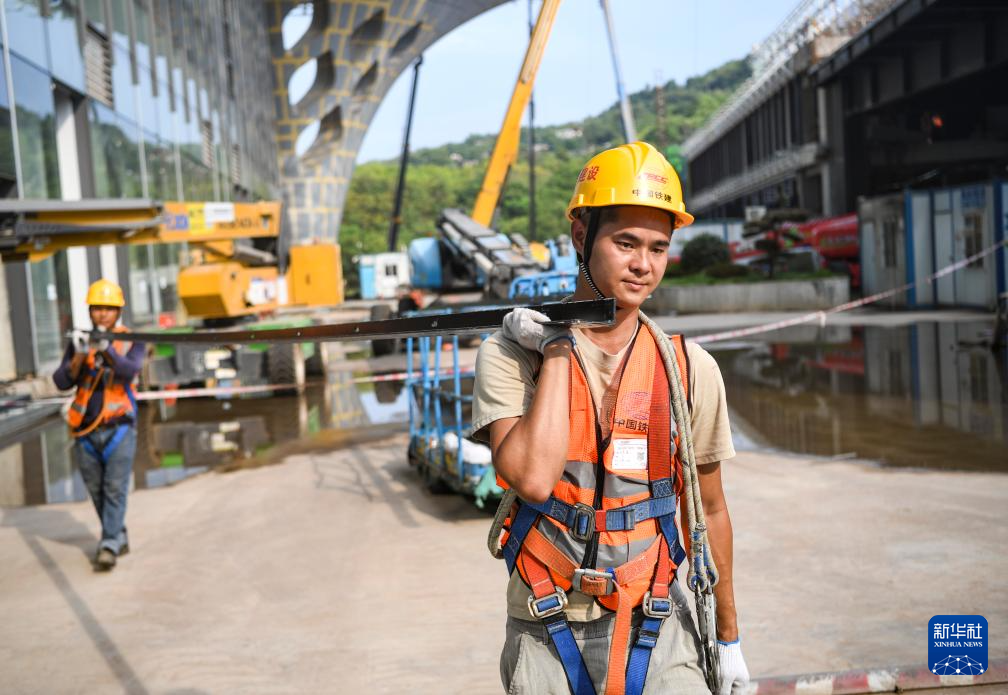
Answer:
[
  {"xmin": 710, "ymin": 321, "xmax": 1007, "ymax": 471},
  {"xmin": 0, "ymin": 371, "xmax": 409, "ymax": 507}
]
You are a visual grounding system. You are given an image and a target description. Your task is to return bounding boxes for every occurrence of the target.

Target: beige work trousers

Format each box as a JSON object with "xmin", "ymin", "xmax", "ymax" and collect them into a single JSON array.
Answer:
[{"xmin": 500, "ymin": 582, "xmax": 711, "ymax": 694}]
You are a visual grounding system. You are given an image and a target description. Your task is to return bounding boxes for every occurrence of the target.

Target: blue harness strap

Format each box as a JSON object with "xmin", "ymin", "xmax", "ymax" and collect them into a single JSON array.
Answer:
[
  {"xmin": 544, "ymin": 616, "xmax": 597, "ymax": 695},
  {"xmin": 503, "ymin": 502, "xmax": 541, "ymax": 575},
  {"xmin": 80, "ymin": 423, "xmax": 131, "ymax": 464},
  {"xmin": 625, "ymin": 616, "xmax": 665, "ymax": 695},
  {"xmin": 526, "ymin": 481, "xmax": 678, "ymax": 535}
]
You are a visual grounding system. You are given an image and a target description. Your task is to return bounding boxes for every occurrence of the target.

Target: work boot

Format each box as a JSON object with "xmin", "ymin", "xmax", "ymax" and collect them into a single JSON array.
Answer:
[{"xmin": 94, "ymin": 548, "xmax": 116, "ymax": 571}]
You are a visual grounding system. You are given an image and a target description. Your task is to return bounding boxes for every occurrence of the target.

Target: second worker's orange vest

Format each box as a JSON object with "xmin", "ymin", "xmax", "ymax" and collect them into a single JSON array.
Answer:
[{"xmin": 66, "ymin": 326, "xmax": 137, "ymax": 438}]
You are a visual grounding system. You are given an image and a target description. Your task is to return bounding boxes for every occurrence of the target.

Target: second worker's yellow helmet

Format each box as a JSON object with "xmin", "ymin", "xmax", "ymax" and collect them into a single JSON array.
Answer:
[
  {"xmin": 566, "ymin": 141, "xmax": 694, "ymax": 229},
  {"xmin": 86, "ymin": 278, "xmax": 126, "ymax": 307}
]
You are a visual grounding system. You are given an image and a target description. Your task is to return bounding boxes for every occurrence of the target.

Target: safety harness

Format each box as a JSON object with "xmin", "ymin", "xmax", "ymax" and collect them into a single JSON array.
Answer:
[
  {"xmin": 66, "ymin": 327, "xmax": 138, "ymax": 461},
  {"xmin": 489, "ymin": 318, "xmax": 720, "ymax": 695}
]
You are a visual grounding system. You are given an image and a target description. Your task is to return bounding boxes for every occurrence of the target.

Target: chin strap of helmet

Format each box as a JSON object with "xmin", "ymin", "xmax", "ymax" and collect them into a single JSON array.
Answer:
[{"xmin": 578, "ymin": 208, "xmax": 607, "ymax": 301}]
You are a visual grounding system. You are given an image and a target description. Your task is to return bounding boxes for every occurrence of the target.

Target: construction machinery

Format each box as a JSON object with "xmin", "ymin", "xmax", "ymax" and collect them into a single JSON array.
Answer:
[
  {"xmin": 0, "ymin": 198, "xmax": 344, "ymax": 387},
  {"xmin": 399, "ymin": 0, "xmax": 576, "ymax": 302}
]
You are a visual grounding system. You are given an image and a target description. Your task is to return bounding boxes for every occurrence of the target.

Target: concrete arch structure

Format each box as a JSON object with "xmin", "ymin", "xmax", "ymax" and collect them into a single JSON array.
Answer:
[{"xmin": 267, "ymin": 0, "xmax": 507, "ymax": 244}]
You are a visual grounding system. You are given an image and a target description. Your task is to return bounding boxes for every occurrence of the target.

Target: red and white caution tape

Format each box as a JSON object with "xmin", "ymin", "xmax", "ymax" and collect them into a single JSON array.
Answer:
[
  {"xmin": 691, "ymin": 239, "xmax": 1007, "ymax": 344},
  {"xmin": 750, "ymin": 658, "xmax": 1007, "ymax": 694}
]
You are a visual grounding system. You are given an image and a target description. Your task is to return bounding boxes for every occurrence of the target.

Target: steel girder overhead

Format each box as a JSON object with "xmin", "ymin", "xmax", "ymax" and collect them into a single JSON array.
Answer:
[{"xmin": 267, "ymin": 0, "xmax": 508, "ymax": 244}]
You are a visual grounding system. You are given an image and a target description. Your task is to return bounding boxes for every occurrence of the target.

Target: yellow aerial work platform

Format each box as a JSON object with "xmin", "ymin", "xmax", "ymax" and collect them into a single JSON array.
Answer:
[{"xmin": 0, "ymin": 198, "xmax": 344, "ymax": 319}]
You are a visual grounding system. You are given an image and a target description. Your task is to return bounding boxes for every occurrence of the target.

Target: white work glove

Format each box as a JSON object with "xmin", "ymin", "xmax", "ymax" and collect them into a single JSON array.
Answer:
[
  {"xmin": 716, "ymin": 640, "xmax": 750, "ymax": 695},
  {"xmin": 71, "ymin": 330, "xmax": 90, "ymax": 354},
  {"xmin": 91, "ymin": 336, "xmax": 111, "ymax": 352},
  {"xmin": 501, "ymin": 308, "xmax": 574, "ymax": 353}
]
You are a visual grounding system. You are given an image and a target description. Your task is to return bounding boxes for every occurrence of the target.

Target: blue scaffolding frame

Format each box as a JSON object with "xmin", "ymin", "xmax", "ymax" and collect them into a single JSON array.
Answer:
[{"xmin": 406, "ymin": 323, "xmax": 501, "ymax": 507}]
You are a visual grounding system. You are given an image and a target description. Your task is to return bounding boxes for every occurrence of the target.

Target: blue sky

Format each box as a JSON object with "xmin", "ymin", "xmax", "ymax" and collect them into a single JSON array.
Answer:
[{"xmin": 352, "ymin": 0, "xmax": 799, "ymax": 162}]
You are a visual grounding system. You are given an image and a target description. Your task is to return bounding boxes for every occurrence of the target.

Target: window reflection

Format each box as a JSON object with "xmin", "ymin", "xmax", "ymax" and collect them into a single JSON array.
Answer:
[
  {"xmin": 128, "ymin": 244, "xmax": 156, "ymax": 323},
  {"xmin": 29, "ymin": 252, "xmax": 71, "ymax": 368},
  {"xmin": 46, "ymin": 0, "xmax": 86, "ymax": 92},
  {"xmin": 88, "ymin": 101, "xmax": 143, "ymax": 198},
  {"xmin": 138, "ymin": 67, "xmax": 158, "ymax": 135},
  {"xmin": 108, "ymin": 0, "xmax": 129, "ymax": 49},
  {"xmin": 133, "ymin": 0, "xmax": 151, "ymax": 68},
  {"xmin": 10, "ymin": 56, "xmax": 60, "ymax": 199},
  {"xmin": 82, "ymin": 0, "xmax": 104, "ymax": 30},
  {"xmin": 4, "ymin": 0, "xmax": 48, "ymax": 69},
  {"xmin": 144, "ymin": 132, "xmax": 174, "ymax": 200},
  {"xmin": 0, "ymin": 54, "xmax": 15, "ymax": 195},
  {"xmin": 111, "ymin": 45, "xmax": 136, "ymax": 122}
]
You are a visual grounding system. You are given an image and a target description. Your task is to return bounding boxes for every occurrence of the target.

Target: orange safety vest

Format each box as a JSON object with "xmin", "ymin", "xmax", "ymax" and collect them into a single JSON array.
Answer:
[
  {"xmin": 499, "ymin": 326, "xmax": 691, "ymax": 695},
  {"xmin": 66, "ymin": 326, "xmax": 137, "ymax": 438}
]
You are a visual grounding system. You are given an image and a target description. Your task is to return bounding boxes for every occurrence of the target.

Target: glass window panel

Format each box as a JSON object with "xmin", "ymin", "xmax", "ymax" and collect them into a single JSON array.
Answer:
[
  {"xmin": 82, "ymin": 0, "xmax": 104, "ymax": 29},
  {"xmin": 157, "ymin": 80, "xmax": 173, "ymax": 142},
  {"xmin": 111, "ymin": 46, "xmax": 137, "ymax": 122},
  {"xmin": 29, "ymin": 255, "xmax": 63, "ymax": 367},
  {"xmin": 127, "ymin": 243, "xmax": 155, "ymax": 323},
  {"xmin": 10, "ymin": 56, "xmax": 60, "ymax": 199},
  {"xmin": 186, "ymin": 78, "xmax": 198, "ymax": 124},
  {"xmin": 153, "ymin": 10, "xmax": 170, "ymax": 85},
  {"xmin": 138, "ymin": 66, "xmax": 157, "ymax": 135},
  {"xmin": 153, "ymin": 242, "xmax": 172, "ymax": 266},
  {"xmin": 109, "ymin": 0, "xmax": 129, "ymax": 49},
  {"xmin": 133, "ymin": 0, "xmax": 151, "ymax": 67},
  {"xmin": 144, "ymin": 133, "xmax": 174, "ymax": 200},
  {"xmin": 0, "ymin": 54, "xmax": 15, "ymax": 189},
  {"xmin": 154, "ymin": 242, "xmax": 179, "ymax": 312},
  {"xmin": 46, "ymin": 0, "xmax": 86, "ymax": 92},
  {"xmin": 88, "ymin": 102, "xmax": 143, "ymax": 198},
  {"xmin": 4, "ymin": 0, "xmax": 48, "ymax": 69},
  {"xmin": 88, "ymin": 101, "xmax": 116, "ymax": 197},
  {"xmin": 116, "ymin": 114, "xmax": 144, "ymax": 197},
  {"xmin": 181, "ymin": 153, "xmax": 212, "ymax": 201}
]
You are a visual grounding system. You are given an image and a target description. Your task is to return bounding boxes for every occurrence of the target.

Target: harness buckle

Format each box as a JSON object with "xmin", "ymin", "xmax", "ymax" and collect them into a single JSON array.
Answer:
[
  {"xmin": 571, "ymin": 568, "xmax": 616, "ymax": 596},
  {"xmin": 642, "ymin": 591, "xmax": 674, "ymax": 618},
  {"xmin": 528, "ymin": 586, "xmax": 569, "ymax": 619},
  {"xmin": 568, "ymin": 502, "xmax": 596, "ymax": 542}
]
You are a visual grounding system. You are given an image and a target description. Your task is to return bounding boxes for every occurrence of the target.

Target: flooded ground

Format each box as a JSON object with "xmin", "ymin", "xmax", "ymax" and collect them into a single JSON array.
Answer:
[
  {"xmin": 1, "ymin": 317, "xmax": 1003, "ymax": 508},
  {"xmin": 709, "ymin": 320, "xmax": 1007, "ymax": 471},
  {"xmin": 0, "ymin": 371, "xmax": 412, "ymax": 507}
]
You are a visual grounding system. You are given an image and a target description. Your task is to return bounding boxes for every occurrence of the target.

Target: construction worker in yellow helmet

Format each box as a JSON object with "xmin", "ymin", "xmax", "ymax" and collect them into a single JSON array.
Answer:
[
  {"xmin": 52, "ymin": 279, "xmax": 146, "ymax": 572},
  {"xmin": 473, "ymin": 142, "xmax": 749, "ymax": 694}
]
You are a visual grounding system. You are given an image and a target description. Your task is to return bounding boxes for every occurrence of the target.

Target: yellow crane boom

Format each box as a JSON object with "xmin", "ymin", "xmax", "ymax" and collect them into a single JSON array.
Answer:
[{"xmin": 470, "ymin": 0, "xmax": 562, "ymax": 228}]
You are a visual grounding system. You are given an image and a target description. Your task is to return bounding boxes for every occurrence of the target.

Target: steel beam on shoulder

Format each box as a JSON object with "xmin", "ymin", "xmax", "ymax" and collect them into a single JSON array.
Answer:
[{"xmin": 92, "ymin": 299, "xmax": 615, "ymax": 346}]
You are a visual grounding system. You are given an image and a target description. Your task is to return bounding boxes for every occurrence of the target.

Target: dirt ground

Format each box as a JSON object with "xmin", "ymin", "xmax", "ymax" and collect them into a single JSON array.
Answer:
[{"xmin": 1, "ymin": 434, "xmax": 1005, "ymax": 694}]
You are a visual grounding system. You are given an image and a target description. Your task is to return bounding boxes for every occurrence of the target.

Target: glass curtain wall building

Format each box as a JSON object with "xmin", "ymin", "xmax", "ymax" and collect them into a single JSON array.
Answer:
[{"xmin": 1, "ymin": 0, "xmax": 279, "ymax": 379}]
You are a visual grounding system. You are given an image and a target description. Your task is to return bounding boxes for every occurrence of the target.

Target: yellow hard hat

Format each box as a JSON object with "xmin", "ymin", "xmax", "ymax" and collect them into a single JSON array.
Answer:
[
  {"xmin": 566, "ymin": 141, "xmax": 694, "ymax": 229},
  {"xmin": 86, "ymin": 279, "xmax": 125, "ymax": 307}
]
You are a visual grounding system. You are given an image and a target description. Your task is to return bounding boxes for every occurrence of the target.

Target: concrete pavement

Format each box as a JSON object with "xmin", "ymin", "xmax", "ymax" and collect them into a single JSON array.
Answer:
[{"xmin": 1, "ymin": 434, "xmax": 1005, "ymax": 693}]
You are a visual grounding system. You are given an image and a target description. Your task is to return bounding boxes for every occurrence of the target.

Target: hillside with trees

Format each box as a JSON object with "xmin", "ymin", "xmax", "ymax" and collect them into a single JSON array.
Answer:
[{"xmin": 338, "ymin": 57, "xmax": 750, "ymax": 291}]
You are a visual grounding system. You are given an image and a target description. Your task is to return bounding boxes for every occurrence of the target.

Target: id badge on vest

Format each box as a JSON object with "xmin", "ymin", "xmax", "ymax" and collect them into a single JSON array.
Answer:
[{"xmin": 611, "ymin": 438, "xmax": 647, "ymax": 470}]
